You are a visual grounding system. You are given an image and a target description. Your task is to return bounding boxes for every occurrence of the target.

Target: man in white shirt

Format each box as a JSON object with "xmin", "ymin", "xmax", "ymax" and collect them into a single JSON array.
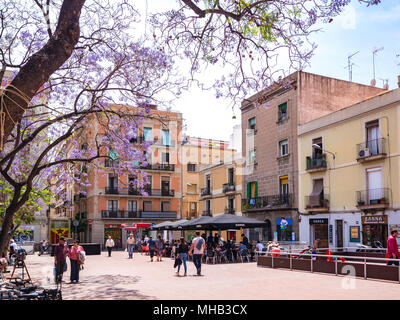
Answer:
[
  {"xmin": 189, "ymin": 232, "xmax": 206, "ymax": 276},
  {"xmin": 256, "ymin": 241, "xmax": 264, "ymax": 254},
  {"xmin": 126, "ymin": 234, "xmax": 136, "ymax": 259},
  {"xmin": 105, "ymin": 236, "xmax": 115, "ymax": 257}
]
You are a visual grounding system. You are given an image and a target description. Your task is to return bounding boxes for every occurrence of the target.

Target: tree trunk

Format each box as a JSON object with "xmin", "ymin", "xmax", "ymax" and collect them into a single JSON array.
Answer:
[
  {"xmin": 2, "ymin": 0, "xmax": 86, "ymax": 147},
  {"xmin": 0, "ymin": 206, "xmax": 16, "ymax": 255}
]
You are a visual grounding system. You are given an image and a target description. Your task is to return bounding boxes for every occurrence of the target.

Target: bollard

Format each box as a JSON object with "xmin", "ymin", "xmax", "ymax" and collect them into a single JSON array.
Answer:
[
  {"xmin": 335, "ymin": 259, "xmax": 338, "ymax": 276},
  {"xmin": 364, "ymin": 258, "xmax": 367, "ymax": 280},
  {"xmin": 290, "ymin": 253, "xmax": 292, "ymax": 271},
  {"xmin": 311, "ymin": 256, "xmax": 313, "ymax": 273},
  {"xmin": 272, "ymin": 253, "xmax": 274, "ymax": 269}
]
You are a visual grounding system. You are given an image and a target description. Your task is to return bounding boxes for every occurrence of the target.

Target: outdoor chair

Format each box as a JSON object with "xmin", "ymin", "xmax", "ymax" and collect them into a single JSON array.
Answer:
[
  {"xmin": 239, "ymin": 249, "xmax": 250, "ymax": 263},
  {"xmin": 206, "ymin": 249, "xmax": 217, "ymax": 264},
  {"xmin": 218, "ymin": 250, "xmax": 229, "ymax": 263}
]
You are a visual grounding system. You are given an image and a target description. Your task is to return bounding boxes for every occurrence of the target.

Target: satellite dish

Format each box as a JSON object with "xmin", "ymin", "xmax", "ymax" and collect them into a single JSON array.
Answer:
[{"xmin": 370, "ymin": 79, "xmax": 376, "ymax": 87}]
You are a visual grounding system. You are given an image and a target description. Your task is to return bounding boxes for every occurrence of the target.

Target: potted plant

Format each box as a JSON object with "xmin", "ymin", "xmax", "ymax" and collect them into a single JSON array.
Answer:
[
  {"xmin": 379, "ymin": 197, "xmax": 387, "ymax": 204},
  {"xmin": 357, "ymin": 200, "xmax": 365, "ymax": 206}
]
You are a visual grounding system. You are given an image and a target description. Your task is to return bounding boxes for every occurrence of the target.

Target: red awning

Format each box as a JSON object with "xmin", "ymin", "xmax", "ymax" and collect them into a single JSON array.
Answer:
[
  {"xmin": 132, "ymin": 223, "xmax": 151, "ymax": 228},
  {"xmin": 125, "ymin": 227, "xmax": 137, "ymax": 231},
  {"xmin": 104, "ymin": 224, "xmax": 122, "ymax": 229}
]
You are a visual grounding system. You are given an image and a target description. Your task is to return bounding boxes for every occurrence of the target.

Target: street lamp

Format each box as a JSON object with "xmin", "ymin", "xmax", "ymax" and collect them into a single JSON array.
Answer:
[{"xmin": 312, "ymin": 144, "xmax": 336, "ymax": 159}]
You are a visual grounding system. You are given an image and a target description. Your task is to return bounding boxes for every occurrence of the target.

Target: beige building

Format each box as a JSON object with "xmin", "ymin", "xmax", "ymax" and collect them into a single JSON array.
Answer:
[{"xmin": 198, "ymin": 151, "xmax": 244, "ymax": 242}]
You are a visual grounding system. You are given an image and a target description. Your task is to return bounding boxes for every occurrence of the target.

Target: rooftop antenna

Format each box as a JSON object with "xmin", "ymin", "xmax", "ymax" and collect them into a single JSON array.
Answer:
[
  {"xmin": 379, "ymin": 78, "xmax": 389, "ymax": 90},
  {"xmin": 371, "ymin": 47, "xmax": 384, "ymax": 86},
  {"xmin": 347, "ymin": 51, "xmax": 359, "ymax": 82}
]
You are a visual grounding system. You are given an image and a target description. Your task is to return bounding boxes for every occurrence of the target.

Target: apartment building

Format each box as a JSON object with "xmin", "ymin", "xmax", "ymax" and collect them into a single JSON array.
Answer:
[
  {"xmin": 241, "ymin": 71, "xmax": 386, "ymax": 242},
  {"xmin": 298, "ymin": 87, "xmax": 400, "ymax": 249},
  {"xmin": 198, "ymin": 150, "xmax": 243, "ymax": 242},
  {"xmin": 180, "ymin": 137, "xmax": 231, "ymax": 220},
  {"xmin": 69, "ymin": 105, "xmax": 183, "ymax": 249}
]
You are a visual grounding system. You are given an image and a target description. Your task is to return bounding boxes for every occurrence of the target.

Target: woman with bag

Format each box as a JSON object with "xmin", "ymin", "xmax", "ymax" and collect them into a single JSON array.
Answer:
[
  {"xmin": 176, "ymin": 237, "xmax": 188, "ymax": 276},
  {"xmin": 68, "ymin": 240, "xmax": 84, "ymax": 284}
]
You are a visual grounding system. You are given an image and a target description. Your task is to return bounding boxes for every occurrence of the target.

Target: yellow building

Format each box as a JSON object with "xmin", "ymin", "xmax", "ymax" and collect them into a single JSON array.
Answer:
[
  {"xmin": 198, "ymin": 152, "xmax": 244, "ymax": 242},
  {"xmin": 298, "ymin": 88, "xmax": 400, "ymax": 249}
]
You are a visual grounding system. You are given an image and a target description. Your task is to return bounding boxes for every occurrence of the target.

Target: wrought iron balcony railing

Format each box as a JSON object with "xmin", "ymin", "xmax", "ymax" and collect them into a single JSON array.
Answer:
[
  {"xmin": 306, "ymin": 154, "xmax": 327, "ymax": 170},
  {"xmin": 356, "ymin": 188, "xmax": 390, "ymax": 206},
  {"xmin": 305, "ymin": 194, "xmax": 329, "ymax": 210},
  {"xmin": 222, "ymin": 183, "xmax": 236, "ymax": 193},
  {"xmin": 242, "ymin": 194, "xmax": 292, "ymax": 210},
  {"xmin": 105, "ymin": 187, "xmax": 174, "ymax": 197},
  {"xmin": 356, "ymin": 138, "xmax": 387, "ymax": 159},
  {"xmin": 200, "ymin": 187, "xmax": 212, "ymax": 197}
]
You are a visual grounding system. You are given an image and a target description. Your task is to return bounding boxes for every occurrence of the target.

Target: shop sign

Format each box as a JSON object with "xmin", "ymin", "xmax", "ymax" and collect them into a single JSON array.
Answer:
[
  {"xmin": 309, "ymin": 218, "xmax": 328, "ymax": 225},
  {"xmin": 362, "ymin": 215, "xmax": 388, "ymax": 225},
  {"xmin": 88, "ymin": 219, "xmax": 93, "ymax": 223},
  {"xmin": 104, "ymin": 224, "xmax": 122, "ymax": 229}
]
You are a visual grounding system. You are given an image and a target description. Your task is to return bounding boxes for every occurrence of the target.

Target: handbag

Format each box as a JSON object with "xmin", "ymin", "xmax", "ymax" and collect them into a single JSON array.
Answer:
[{"xmin": 173, "ymin": 257, "xmax": 182, "ymax": 268}]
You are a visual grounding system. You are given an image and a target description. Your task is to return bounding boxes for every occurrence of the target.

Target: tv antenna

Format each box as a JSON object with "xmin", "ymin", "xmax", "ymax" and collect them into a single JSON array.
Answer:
[
  {"xmin": 347, "ymin": 51, "xmax": 359, "ymax": 82},
  {"xmin": 371, "ymin": 47, "xmax": 384, "ymax": 86},
  {"xmin": 379, "ymin": 78, "xmax": 389, "ymax": 90}
]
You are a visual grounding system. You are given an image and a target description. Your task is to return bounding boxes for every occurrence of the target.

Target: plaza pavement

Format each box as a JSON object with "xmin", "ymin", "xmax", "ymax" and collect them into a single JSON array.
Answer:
[{"xmin": 21, "ymin": 251, "xmax": 400, "ymax": 300}]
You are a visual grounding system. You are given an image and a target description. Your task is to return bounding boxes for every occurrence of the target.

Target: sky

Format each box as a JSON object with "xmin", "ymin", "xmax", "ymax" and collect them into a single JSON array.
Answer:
[{"xmin": 136, "ymin": 1, "xmax": 400, "ymax": 142}]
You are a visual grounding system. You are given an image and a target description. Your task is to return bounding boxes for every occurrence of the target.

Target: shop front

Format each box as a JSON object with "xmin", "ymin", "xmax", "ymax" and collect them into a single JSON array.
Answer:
[
  {"xmin": 276, "ymin": 218, "xmax": 293, "ymax": 241},
  {"xmin": 362, "ymin": 215, "xmax": 388, "ymax": 248},
  {"xmin": 104, "ymin": 224, "xmax": 123, "ymax": 249},
  {"xmin": 310, "ymin": 218, "xmax": 329, "ymax": 248}
]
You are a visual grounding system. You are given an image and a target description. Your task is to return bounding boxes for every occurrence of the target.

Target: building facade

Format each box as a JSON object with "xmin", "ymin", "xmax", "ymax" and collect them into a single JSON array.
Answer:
[
  {"xmin": 298, "ymin": 88, "xmax": 400, "ymax": 249},
  {"xmin": 198, "ymin": 150, "xmax": 243, "ymax": 242},
  {"xmin": 241, "ymin": 71, "xmax": 386, "ymax": 242}
]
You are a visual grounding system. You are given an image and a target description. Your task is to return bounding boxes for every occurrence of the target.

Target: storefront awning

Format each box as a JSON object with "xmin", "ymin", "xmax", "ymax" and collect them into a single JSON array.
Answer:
[{"xmin": 309, "ymin": 180, "xmax": 323, "ymax": 206}]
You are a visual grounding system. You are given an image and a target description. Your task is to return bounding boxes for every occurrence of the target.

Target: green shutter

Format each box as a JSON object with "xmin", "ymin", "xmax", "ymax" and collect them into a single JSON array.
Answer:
[
  {"xmin": 247, "ymin": 182, "xmax": 251, "ymax": 198},
  {"xmin": 254, "ymin": 181, "xmax": 258, "ymax": 198}
]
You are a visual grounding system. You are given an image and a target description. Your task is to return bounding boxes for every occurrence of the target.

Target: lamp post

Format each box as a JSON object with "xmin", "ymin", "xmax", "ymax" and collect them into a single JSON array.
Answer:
[{"xmin": 312, "ymin": 144, "xmax": 335, "ymax": 160}]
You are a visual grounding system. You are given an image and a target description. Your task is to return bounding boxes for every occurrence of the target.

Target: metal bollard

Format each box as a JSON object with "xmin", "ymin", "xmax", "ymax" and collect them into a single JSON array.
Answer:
[
  {"xmin": 290, "ymin": 253, "xmax": 292, "ymax": 271},
  {"xmin": 311, "ymin": 256, "xmax": 313, "ymax": 273},
  {"xmin": 335, "ymin": 259, "xmax": 338, "ymax": 276},
  {"xmin": 272, "ymin": 253, "xmax": 274, "ymax": 269},
  {"xmin": 364, "ymin": 258, "xmax": 367, "ymax": 280}
]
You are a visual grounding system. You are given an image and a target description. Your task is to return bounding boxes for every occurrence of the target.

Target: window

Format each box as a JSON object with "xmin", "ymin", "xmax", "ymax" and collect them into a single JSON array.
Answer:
[
  {"xmin": 187, "ymin": 163, "xmax": 196, "ymax": 172},
  {"xmin": 248, "ymin": 117, "xmax": 256, "ymax": 130},
  {"xmin": 108, "ymin": 200, "xmax": 118, "ymax": 212},
  {"xmin": 108, "ymin": 175, "xmax": 118, "ymax": 189},
  {"xmin": 279, "ymin": 140, "xmax": 289, "ymax": 157},
  {"xmin": 249, "ymin": 149, "xmax": 256, "ymax": 164},
  {"xmin": 190, "ymin": 202, "xmax": 197, "ymax": 211},
  {"xmin": 128, "ymin": 200, "xmax": 137, "ymax": 212},
  {"xmin": 246, "ymin": 181, "xmax": 258, "ymax": 199},
  {"xmin": 312, "ymin": 137, "xmax": 323, "ymax": 158},
  {"xmin": 162, "ymin": 129, "xmax": 171, "ymax": 146},
  {"xmin": 161, "ymin": 201, "xmax": 171, "ymax": 212},
  {"xmin": 206, "ymin": 200, "xmax": 211, "ymax": 212},
  {"xmin": 143, "ymin": 127, "xmax": 153, "ymax": 142},
  {"xmin": 143, "ymin": 201, "xmax": 152, "ymax": 212},
  {"xmin": 366, "ymin": 120, "xmax": 380, "ymax": 155},
  {"xmin": 162, "ymin": 152, "xmax": 170, "ymax": 164},
  {"xmin": 278, "ymin": 102, "xmax": 288, "ymax": 121},
  {"xmin": 280, "ymin": 175, "xmax": 289, "ymax": 197},
  {"xmin": 228, "ymin": 168, "xmax": 234, "ymax": 184}
]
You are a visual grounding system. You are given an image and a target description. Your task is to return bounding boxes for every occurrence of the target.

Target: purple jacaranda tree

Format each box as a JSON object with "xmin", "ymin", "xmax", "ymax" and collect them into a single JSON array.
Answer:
[{"xmin": 0, "ymin": 27, "xmax": 179, "ymax": 253}]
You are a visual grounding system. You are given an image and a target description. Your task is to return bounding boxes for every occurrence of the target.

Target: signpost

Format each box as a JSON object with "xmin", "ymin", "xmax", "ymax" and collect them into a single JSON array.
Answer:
[{"xmin": 73, "ymin": 219, "xmax": 79, "ymax": 238}]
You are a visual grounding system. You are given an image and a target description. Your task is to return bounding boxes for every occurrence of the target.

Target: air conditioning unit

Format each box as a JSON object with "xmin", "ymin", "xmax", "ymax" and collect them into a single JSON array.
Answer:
[{"xmin": 358, "ymin": 148, "xmax": 370, "ymax": 158}]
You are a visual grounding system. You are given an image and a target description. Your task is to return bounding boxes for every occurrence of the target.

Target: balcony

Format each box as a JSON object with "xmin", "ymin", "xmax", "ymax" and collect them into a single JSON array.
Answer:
[
  {"xmin": 356, "ymin": 138, "xmax": 387, "ymax": 163},
  {"xmin": 224, "ymin": 207, "xmax": 235, "ymax": 214},
  {"xmin": 140, "ymin": 163, "xmax": 175, "ymax": 172},
  {"xmin": 101, "ymin": 210, "xmax": 177, "ymax": 219},
  {"xmin": 105, "ymin": 187, "xmax": 175, "ymax": 197},
  {"xmin": 73, "ymin": 193, "xmax": 86, "ymax": 202},
  {"xmin": 306, "ymin": 155, "xmax": 327, "ymax": 172},
  {"xmin": 104, "ymin": 159, "xmax": 119, "ymax": 168},
  {"xmin": 200, "ymin": 187, "xmax": 212, "ymax": 197},
  {"xmin": 305, "ymin": 194, "xmax": 329, "ymax": 212},
  {"xmin": 222, "ymin": 183, "xmax": 236, "ymax": 193},
  {"xmin": 202, "ymin": 210, "xmax": 212, "ymax": 217},
  {"xmin": 242, "ymin": 194, "xmax": 292, "ymax": 211},
  {"xmin": 356, "ymin": 188, "xmax": 390, "ymax": 211}
]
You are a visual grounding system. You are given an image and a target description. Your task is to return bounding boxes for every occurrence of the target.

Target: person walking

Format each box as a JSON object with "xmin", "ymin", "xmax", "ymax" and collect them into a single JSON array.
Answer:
[
  {"xmin": 155, "ymin": 235, "xmax": 165, "ymax": 262},
  {"xmin": 126, "ymin": 233, "xmax": 135, "ymax": 259},
  {"xmin": 68, "ymin": 240, "xmax": 84, "ymax": 283},
  {"xmin": 241, "ymin": 233, "xmax": 249, "ymax": 247},
  {"xmin": 105, "ymin": 236, "xmax": 115, "ymax": 257},
  {"xmin": 387, "ymin": 230, "xmax": 399, "ymax": 266},
  {"xmin": 54, "ymin": 236, "xmax": 69, "ymax": 283},
  {"xmin": 176, "ymin": 237, "xmax": 188, "ymax": 276},
  {"xmin": 189, "ymin": 232, "xmax": 206, "ymax": 276},
  {"xmin": 148, "ymin": 236, "xmax": 156, "ymax": 262}
]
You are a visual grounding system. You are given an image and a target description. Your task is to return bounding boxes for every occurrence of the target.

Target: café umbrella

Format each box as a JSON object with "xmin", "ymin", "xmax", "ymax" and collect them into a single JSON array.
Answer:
[
  {"xmin": 149, "ymin": 221, "xmax": 174, "ymax": 231},
  {"xmin": 180, "ymin": 214, "xmax": 268, "ymax": 230},
  {"xmin": 164, "ymin": 219, "xmax": 188, "ymax": 230}
]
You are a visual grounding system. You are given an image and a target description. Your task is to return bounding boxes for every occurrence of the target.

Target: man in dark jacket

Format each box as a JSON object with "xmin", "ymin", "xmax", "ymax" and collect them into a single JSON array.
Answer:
[{"xmin": 54, "ymin": 237, "xmax": 69, "ymax": 283}]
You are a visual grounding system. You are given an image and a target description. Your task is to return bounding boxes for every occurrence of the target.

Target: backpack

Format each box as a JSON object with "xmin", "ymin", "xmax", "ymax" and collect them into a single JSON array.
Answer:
[{"xmin": 78, "ymin": 248, "xmax": 86, "ymax": 265}]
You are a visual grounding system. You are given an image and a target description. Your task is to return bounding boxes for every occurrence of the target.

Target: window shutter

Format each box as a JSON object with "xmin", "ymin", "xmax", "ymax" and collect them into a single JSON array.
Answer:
[
  {"xmin": 254, "ymin": 181, "xmax": 258, "ymax": 198},
  {"xmin": 247, "ymin": 182, "xmax": 251, "ymax": 198}
]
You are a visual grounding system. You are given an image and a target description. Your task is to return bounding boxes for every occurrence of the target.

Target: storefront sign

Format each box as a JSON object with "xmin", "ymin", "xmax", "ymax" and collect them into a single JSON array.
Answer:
[
  {"xmin": 350, "ymin": 226, "xmax": 360, "ymax": 242},
  {"xmin": 362, "ymin": 215, "xmax": 388, "ymax": 225},
  {"xmin": 309, "ymin": 218, "xmax": 328, "ymax": 225},
  {"xmin": 104, "ymin": 224, "xmax": 122, "ymax": 229},
  {"xmin": 329, "ymin": 225, "xmax": 333, "ymax": 244},
  {"xmin": 88, "ymin": 219, "xmax": 93, "ymax": 223},
  {"xmin": 19, "ymin": 226, "xmax": 35, "ymax": 231}
]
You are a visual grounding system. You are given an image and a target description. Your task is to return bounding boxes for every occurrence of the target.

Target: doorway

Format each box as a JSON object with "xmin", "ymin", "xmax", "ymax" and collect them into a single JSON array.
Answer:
[{"xmin": 336, "ymin": 220, "xmax": 343, "ymax": 249}]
